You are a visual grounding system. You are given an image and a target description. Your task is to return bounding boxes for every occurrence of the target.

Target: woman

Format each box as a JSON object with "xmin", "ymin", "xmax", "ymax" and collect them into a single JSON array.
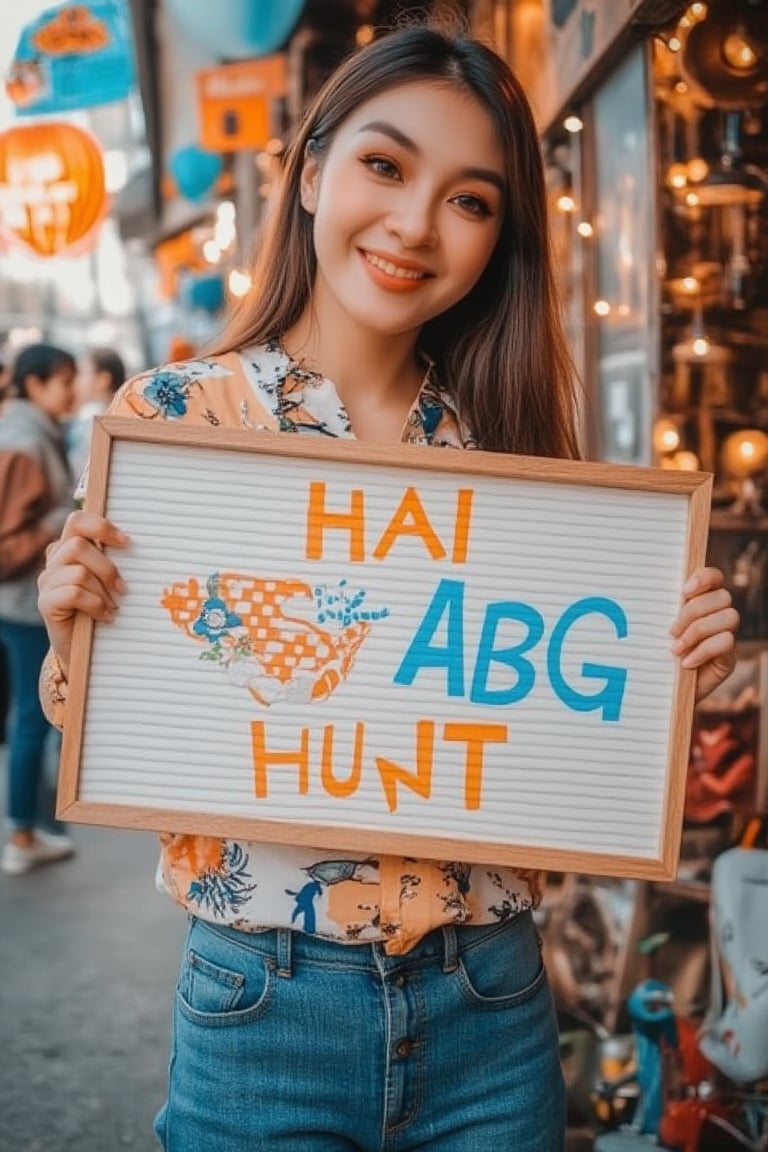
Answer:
[{"xmin": 38, "ymin": 23, "xmax": 738, "ymax": 1151}]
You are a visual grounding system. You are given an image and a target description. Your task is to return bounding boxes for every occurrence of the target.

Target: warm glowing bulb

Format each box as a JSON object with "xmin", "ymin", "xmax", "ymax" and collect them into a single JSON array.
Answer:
[
  {"xmin": 202, "ymin": 240, "xmax": 221, "ymax": 263},
  {"xmin": 721, "ymin": 429, "xmax": 768, "ymax": 477},
  {"xmin": 356, "ymin": 24, "xmax": 375, "ymax": 47},
  {"xmin": 682, "ymin": 276, "xmax": 699, "ymax": 293},
  {"xmin": 666, "ymin": 162, "xmax": 688, "ymax": 189},
  {"xmin": 675, "ymin": 80, "xmax": 689, "ymax": 93},
  {"xmin": 556, "ymin": 194, "xmax": 576, "ymax": 212},
  {"xmin": 690, "ymin": 3, "xmax": 706, "ymax": 17},
  {"xmin": 687, "ymin": 156, "xmax": 709, "ymax": 183},
  {"xmin": 593, "ymin": 299, "xmax": 611, "ymax": 316},
  {"xmin": 564, "ymin": 115, "xmax": 583, "ymax": 133},
  {"xmin": 577, "ymin": 220, "xmax": 594, "ymax": 237},
  {"xmin": 685, "ymin": 191, "xmax": 700, "ymax": 207},
  {"xmin": 668, "ymin": 35, "xmax": 682, "ymax": 52},
  {"xmin": 671, "ymin": 451, "xmax": 700, "ymax": 471},
  {"xmin": 653, "ymin": 419, "xmax": 681, "ymax": 454},
  {"xmin": 692, "ymin": 336, "xmax": 710, "ymax": 356},
  {"xmin": 722, "ymin": 32, "xmax": 759, "ymax": 71}
]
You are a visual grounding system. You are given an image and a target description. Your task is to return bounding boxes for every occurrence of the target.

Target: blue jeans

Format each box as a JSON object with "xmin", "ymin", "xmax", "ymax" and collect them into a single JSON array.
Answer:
[
  {"xmin": 155, "ymin": 912, "xmax": 565, "ymax": 1151},
  {"xmin": 0, "ymin": 619, "xmax": 60, "ymax": 832}
]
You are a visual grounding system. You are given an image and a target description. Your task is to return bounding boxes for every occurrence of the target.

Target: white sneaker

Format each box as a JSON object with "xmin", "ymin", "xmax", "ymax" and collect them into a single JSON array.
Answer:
[{"xmin": 1, "ymin": 831, "xmax": 76, "ymax": 876}]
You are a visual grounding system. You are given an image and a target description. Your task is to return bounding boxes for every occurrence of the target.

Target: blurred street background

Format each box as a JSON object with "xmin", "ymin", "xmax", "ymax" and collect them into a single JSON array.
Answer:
[{"xmin": 0, "ymin": 747, "xmax": 185, "ymax": 1152}]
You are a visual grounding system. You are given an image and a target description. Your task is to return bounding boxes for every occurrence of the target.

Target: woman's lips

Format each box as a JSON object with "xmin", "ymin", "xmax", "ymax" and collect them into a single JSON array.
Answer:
[{"xmin": 359, "ymin": 249, "xmax": 433, "ymax": 292}]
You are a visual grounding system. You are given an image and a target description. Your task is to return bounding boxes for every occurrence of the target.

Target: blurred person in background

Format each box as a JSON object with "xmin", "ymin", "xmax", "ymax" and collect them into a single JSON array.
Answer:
[
  {"xmin": 0, "ymin": 342, "xmax": 77, "ymax": 876},
  {"xmin": 0, "ymin": 358, "xmax": 10, "ymax": 743},
  {"xmin": 0, "ymin": 356, "xmax": 12, "ymax": 411},
  {"xmin": 67, "ymin": 345, "xmax": 127, "ymax": 481}
]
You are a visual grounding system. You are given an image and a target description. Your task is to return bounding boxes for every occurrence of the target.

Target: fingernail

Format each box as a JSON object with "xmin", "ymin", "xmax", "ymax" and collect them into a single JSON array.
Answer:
[
  {"xmin": 681, "ymin": 654, "xmax": 696, "ymax": 668},
  {"xmin": 114, "ymin": 530, "xmax": 131, "ymax": 544},
  {"xmin": 671, "ymin": 639, "xmax": 684, "ymax": 655},
  {"xmin": 115, "ymin": 577, "xmax": 127, "ymax": 595}
]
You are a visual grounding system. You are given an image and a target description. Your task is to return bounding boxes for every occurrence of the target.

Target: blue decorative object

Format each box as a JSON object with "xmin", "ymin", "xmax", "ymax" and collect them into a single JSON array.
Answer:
[
  {"xmin": 164, "ymin": 0, "xmax": 305, "ymax": 60},
  {"xmin": 626, "ymin": 979, "xmax": 678, "ymax": 1137},
  {"xmin": 181, "ymin": 273, "xmax": 226, "ymax": 315},
  {"xmin": 7, "ymin": 2, "xmax": 136, "ymax": 115},
  {"xmin": 168, "ymin": 144, "xmax": 223, "ymax": 202}
]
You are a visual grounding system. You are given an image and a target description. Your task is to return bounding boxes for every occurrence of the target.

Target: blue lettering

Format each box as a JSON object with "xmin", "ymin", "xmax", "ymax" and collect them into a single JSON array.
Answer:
[
  {"xmin": 470, "ymin": 602, "xmax": 544, "ymax": 706},
  {"xmin": 547, "ymin": 597, "xmax": 628, "ymax": 721},
  {"xmin": 393, "ymin": 579, "xmax": 465, "ymax": 697}
]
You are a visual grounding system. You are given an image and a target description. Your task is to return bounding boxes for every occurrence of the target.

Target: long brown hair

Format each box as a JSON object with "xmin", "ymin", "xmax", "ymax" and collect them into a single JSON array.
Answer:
[{"xmin": 211, "ymin": 25, "xmax": 580, "ymax": 460}]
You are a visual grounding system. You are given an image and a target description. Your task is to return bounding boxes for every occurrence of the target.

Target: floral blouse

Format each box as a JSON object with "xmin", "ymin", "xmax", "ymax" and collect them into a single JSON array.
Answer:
[{"xmin": 53, "ymin": 341, "xmax": 542, "ymax": 955}]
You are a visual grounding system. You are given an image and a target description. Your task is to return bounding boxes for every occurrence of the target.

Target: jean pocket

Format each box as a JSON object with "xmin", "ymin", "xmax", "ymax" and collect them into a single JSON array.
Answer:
[
  {"xmin": 177, "ymin": 942, "xmax": 276, "ymax": 1027},
  {"xmin": 456, "ymin": 921, "xmax": 547, "ymax": 1010}
]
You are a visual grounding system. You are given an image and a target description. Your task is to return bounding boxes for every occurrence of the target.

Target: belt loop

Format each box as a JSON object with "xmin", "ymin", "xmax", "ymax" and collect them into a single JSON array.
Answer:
[
  {"xmin": 442, "ymin": 925, "xmax": 458, "ymax": 973},
  {"xmin": 276, "ymin": 928, "xmax": 293, "ymax": 978}
]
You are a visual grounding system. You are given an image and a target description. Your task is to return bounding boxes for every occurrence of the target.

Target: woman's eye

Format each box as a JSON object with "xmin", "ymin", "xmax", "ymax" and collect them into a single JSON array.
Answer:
[
  {"xmin": 362, "ymin": 155, "xmax": 401, "ymax": 179},
  {"xmin": 452, "ymin": 193, "xmax": 492, "ymax": 218}
]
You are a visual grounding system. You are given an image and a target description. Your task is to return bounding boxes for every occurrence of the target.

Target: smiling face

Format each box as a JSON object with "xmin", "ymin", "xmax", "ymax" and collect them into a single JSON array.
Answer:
[{"xmin": 299, "ymin": 80, "xmax": 506, "ymax": 348}]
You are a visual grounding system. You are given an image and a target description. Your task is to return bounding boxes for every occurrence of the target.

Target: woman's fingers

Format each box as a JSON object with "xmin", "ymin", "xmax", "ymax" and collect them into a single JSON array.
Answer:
[
  {"xmin": 670, "ymin": 592, "xmax": 738, "ymax": 654},
  {"xmin": 57, "ymin": 509, "xmax": 130, "ymax": 548},
  {"xmin": 669, "ymin": 565, "xmax": 739, "ymax": 704},
  {"xmin": 39, "ymin": 563, "xmax": 121, "ymax": 621},
  {"xmin": 42, "ymin": 532, "xmax": 127, "ymax": 602},
  {"xmin": 37, "ymin": 511, "xmax": 130, "ymax": 674}
]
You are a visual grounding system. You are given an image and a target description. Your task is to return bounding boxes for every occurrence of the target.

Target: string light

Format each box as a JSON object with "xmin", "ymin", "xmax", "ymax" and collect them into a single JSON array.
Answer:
[
  {"xmin": 576, "ymin": 221, "xmax": 594, "ymax": 238},
  {"xmin": 564, "ymin": 115, "xmax": 583, "ymax": 133},
  {"xmin": 228, "ymin": 268, "xmax": 252, "ymax": 297}
]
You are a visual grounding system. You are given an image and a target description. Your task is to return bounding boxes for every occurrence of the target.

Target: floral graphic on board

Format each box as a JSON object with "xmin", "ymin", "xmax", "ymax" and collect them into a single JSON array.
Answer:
[{"xmin": 161, "ymin": 571, "xmax": 390, "ymax": 706}]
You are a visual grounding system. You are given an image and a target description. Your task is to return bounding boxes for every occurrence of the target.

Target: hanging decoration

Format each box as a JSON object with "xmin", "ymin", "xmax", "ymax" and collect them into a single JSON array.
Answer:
[
  {"xmin": 168, "ymin": 145, "xmax": 224, "ymax": 202},
  {"xmin": 164, "ymin": 0, "xmax": 305, "ymax": 61},
  {"xmin": 0, "ymin": 122, "xmax": 107, "ymax": 258},
  {"xmin": 5, "ymin": 2, "xmax": 136, "ymax": 116}
]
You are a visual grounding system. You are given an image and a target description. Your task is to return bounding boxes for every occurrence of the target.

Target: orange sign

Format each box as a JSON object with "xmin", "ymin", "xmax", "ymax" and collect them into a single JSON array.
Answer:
[
  {"xmin": 32, "ymin": 5, "xmax": 111, "ymax": 55},
  {"xmin": 197, "ymin": 56, "xmax": 287, "ymax": 153}
]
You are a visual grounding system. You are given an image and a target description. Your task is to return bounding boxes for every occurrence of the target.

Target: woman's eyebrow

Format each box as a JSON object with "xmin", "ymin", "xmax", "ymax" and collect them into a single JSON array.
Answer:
[{"xmin": 357, "ymin": 120, "xmax": 505, "ymax": 193}]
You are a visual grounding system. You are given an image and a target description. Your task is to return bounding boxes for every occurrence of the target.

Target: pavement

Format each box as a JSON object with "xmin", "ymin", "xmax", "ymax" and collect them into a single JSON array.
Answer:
[{"xmin": 0, "ymin": 746, "xmax": 186, "ymax": 1152}]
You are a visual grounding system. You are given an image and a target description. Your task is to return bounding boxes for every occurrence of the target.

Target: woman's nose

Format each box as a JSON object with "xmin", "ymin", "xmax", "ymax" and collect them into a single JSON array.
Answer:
[{"xmin": 384, "ymin": 196, "xmax": 438, "ymax": 249}]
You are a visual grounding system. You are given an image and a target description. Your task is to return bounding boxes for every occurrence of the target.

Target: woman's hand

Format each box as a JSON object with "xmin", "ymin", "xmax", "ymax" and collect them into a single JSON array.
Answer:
[
  {"xmin": 670, "ymin": 566, "xmax": 739, "ymax": 703},
  {"xmin": 37, "ymin": 511, "xmax": 130, "ymax": 677}
]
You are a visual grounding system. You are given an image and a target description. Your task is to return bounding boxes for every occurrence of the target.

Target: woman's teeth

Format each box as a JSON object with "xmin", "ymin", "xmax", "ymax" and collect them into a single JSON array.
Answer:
[{"xmin": 365, "ymin": 252, "xmax": 426, "ymax": 280}]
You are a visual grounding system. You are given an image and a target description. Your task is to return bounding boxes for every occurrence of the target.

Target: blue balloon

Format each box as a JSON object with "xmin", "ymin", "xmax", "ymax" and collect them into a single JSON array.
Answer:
[
  {"xmin": 169, "ymin": 145, "xmax": 223, "ymax": 202},
  {"xmin": 164, "ymin": 0, "xmax": 305, "ymax": 60}
]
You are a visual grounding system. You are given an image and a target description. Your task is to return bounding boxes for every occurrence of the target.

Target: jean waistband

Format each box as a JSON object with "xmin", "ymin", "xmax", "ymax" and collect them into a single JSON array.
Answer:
[{"xmin": 188, "ymin": 910, "xmax": 536, "ymax": 979}]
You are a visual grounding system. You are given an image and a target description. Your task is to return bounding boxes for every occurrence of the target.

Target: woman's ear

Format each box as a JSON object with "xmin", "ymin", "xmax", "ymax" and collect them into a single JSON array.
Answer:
[{"xmin": 300, "ymin": 150, "xmax": 320, "ymax": 214}]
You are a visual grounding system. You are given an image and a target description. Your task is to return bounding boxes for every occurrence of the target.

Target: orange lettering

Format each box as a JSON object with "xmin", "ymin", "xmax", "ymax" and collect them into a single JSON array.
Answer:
[
  {"xmin": 306, "ymin": 481, "xmax": 365, "ymax": 561},
  {"xmin": 373, "ymin": 487, "xmax": 446, "ymax": 562},
  {"xmin": 451, "ymin": 489, "xmax": 474, "ymax": 563},
  {"xmin": 320, "ymin": 722, "xmax": 365, "ymax": 798},
  {"xmin": 376, "ymin": 720, "xmax": 436, "ymax": 812},
  {"xmin": 443, "ymin": 723, "xmax": 507, "ymax": 810},
  {"xmin": 251, "ymin": 722, "xmax": 310, "ymax": 798}
]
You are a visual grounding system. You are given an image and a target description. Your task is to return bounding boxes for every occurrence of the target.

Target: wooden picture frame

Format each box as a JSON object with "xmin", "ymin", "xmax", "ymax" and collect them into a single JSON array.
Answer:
[{"xmin": 58, "ymin": 417, "xmax": 712, "ymax": 880}]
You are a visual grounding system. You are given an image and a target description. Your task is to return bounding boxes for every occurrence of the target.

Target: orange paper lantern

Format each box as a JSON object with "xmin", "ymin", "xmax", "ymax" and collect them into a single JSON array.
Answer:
[{"xmin": 0, "ymin": 121, "xmax": 107, "ymax": 257}]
